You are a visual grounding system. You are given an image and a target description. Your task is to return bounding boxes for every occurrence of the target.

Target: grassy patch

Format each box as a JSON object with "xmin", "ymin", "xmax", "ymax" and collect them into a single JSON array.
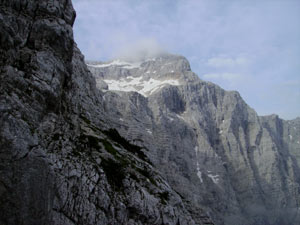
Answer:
[
  {"xmin": 100, "ymin": 139, "xmax": 117, "ymax": 156},
  {"xmin": 73, "ymin": 134, "xmax": 101, "ymax": 157},
  {"xmin": 103, "ymin": 129, "xmax": 150, "ymax": 163},
  {"xmin": 136, "ymin": 167, "xmax": 157, "ymax": 186}
]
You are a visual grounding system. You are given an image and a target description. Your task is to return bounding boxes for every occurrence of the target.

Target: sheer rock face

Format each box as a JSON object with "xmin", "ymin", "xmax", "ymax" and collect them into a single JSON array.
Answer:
[
  {"xmin": 0, "ymin": 1, "xmax": 214, "ymax": 225},
  {"xmin": 89, "ymin": 56, "xmax": 300, "ymax": 225}
]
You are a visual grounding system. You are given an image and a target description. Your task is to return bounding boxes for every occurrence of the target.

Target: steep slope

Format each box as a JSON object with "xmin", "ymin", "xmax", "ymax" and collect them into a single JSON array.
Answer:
[
  {"xmin": 0, "ymin": 1, "xmax": 214, "ymax": 225},
  {"xmin": 88, "ymin": 55, "xmax": 300, "ymax": 225}
]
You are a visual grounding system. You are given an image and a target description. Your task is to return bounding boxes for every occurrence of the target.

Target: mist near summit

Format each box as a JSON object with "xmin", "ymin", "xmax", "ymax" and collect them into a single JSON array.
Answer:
[
  {"xmin": 72, "ymin": 0, "xmax": 300, "ymax": 119},
  {"xmin": 113, "ymin": 38, "xmax": 167, "ymax": 62}
]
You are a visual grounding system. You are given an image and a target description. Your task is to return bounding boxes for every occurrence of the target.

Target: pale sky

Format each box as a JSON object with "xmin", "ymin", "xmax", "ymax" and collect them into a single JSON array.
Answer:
[{"xmin": 72, "ymin": 0, "xmax": 300, "ymax": 120}]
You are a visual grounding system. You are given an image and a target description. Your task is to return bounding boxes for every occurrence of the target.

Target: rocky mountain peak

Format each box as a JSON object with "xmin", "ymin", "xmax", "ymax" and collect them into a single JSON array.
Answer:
[
  {"xmin": 87, "ymin": 53, "xmax": 191, "ymax": 73},
  {"xmin": 88, "ymin": 47, "xmax": 300, "ymax": 225},
  {"xmin": 2, "ymin": 0, "xmax": 300, "ymax": 225},
  {"xmin": 87, "ymin": 53, "xmax": 198, "ymax": 97},
  {"xmin": 139, "ymin": 53, "xmax": 191, "ymax": 73}
]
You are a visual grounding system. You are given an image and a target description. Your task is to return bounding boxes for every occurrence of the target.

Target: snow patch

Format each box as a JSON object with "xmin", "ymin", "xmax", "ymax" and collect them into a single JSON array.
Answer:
[
  {"xmin": 214, "ymin": 153, "xmax": 220, "ymax": 158},
  {"xmin": 196, "ymin": 162, "xmax": 203, "ymax": 183},
  {"xmin": 289, "ymin": 135, "xmax": 293, "ymax": 140},
  {"xmin": 87, "ymin": 59, "xmax": 141, "ymax": 69},
  {"xmin": 207, "ymin": 171, "xmax": 219, "ymax": 184},
  {"xmin": 194, "ymin": 146, "xmax": 203, "ymax": 183},
  {"xmin": 176, "ymin": 114, "xmax": 186, "ymax": 121},
  {"xmin": 103, "ymin": 76, "xmax": 180, "ymax": 97},
  {"xmin": 146, "ymin": 128, "xmax": 152, "ymax": 134}
]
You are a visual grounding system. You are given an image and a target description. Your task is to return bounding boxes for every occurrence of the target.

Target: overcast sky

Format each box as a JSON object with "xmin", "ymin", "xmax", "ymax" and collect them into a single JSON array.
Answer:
[{"xmin": 72, "ymin": 0, "xmax": 300, "ymax": 120}]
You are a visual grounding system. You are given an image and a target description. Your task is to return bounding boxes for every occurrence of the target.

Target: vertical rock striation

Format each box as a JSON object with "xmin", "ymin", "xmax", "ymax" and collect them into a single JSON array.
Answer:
[
  {"xmin": 0, "ymin": 1, "xmax": 213, "ymax": 225},
  {"xmin": 88, "ymin": 55, "xmax": 300, "ymax": 225}
]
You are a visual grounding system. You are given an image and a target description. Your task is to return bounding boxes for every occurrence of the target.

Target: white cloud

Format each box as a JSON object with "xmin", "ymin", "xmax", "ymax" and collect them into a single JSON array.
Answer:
[
  {"xmin": 114, "ymin": 38, "xmax": 166, "ymax": 62},
  {"xmin": 207, "ymin": 56, "xmax": 249, "ymax": 68},
  {"xmin": 72, "ymin": 0, "xmax": 300, "ymax": 119}
]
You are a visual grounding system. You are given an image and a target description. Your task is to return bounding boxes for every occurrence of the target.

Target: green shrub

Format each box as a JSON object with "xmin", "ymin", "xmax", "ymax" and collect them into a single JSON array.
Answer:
[
  {"xmin": 103, "ymin": 129, "xmax": 150, "ymax": 163},
  {"xmin": 101, "ymin": 158, "xmax": 126, "ymax": 191}
]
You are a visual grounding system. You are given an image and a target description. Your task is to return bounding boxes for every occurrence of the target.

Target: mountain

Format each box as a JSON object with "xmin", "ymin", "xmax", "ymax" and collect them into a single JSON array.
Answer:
[
  {"xmin": 87, "ymin": 55, "xmax": 300, "ymax": 225},
  {"xmin": 0, "ymin": 1, "xmax": 213, "ymax": 225},
  {"xmin": 1, "ymin": 0, "xmax": 299, "ymax": 225}
]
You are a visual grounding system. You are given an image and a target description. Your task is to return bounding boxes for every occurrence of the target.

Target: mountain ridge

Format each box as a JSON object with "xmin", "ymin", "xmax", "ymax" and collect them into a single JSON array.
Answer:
[
  {"xmin": 87, "ymin": 53, "xmax": 300, "ymax": 225},
  {"xmin": 1, "ymin": 0, "xmax": 299, "ymax": 224}
]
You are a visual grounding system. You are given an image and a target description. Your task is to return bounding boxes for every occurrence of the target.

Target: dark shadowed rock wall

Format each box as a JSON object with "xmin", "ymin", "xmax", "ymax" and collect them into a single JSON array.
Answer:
[{"xmin": 0, "ymin": 1, "xmax": 214, "ymax": 225}]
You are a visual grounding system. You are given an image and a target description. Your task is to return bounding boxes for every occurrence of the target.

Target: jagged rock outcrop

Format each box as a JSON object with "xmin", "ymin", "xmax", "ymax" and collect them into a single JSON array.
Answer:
[
  {"xmin": 0, "ymin": 1, "xmax": 214, "ymax": 225},
  {"xmin": 88, "ymin": 55, "xmax": 300, "ymax": 225}
]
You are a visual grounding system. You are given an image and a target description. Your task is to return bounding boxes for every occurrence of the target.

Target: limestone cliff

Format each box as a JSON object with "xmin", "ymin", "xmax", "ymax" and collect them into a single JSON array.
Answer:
[
  {"xmin": 88, "ymin": 55, "xmax": 300, "ymax": 225},
  {"xmin": 0, "ymin": 1, "xmax": 213, "ymax": 224}
]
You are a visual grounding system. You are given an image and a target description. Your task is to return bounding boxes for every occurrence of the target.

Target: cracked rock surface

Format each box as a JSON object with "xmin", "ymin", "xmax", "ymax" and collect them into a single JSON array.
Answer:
[
  {"xmin": 88, "ymin": 52, "xmax": 300, "ymax": 225},
  {"xmin": 0, "ymin": 1, "xmax": 214, "ymax": 225}
]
